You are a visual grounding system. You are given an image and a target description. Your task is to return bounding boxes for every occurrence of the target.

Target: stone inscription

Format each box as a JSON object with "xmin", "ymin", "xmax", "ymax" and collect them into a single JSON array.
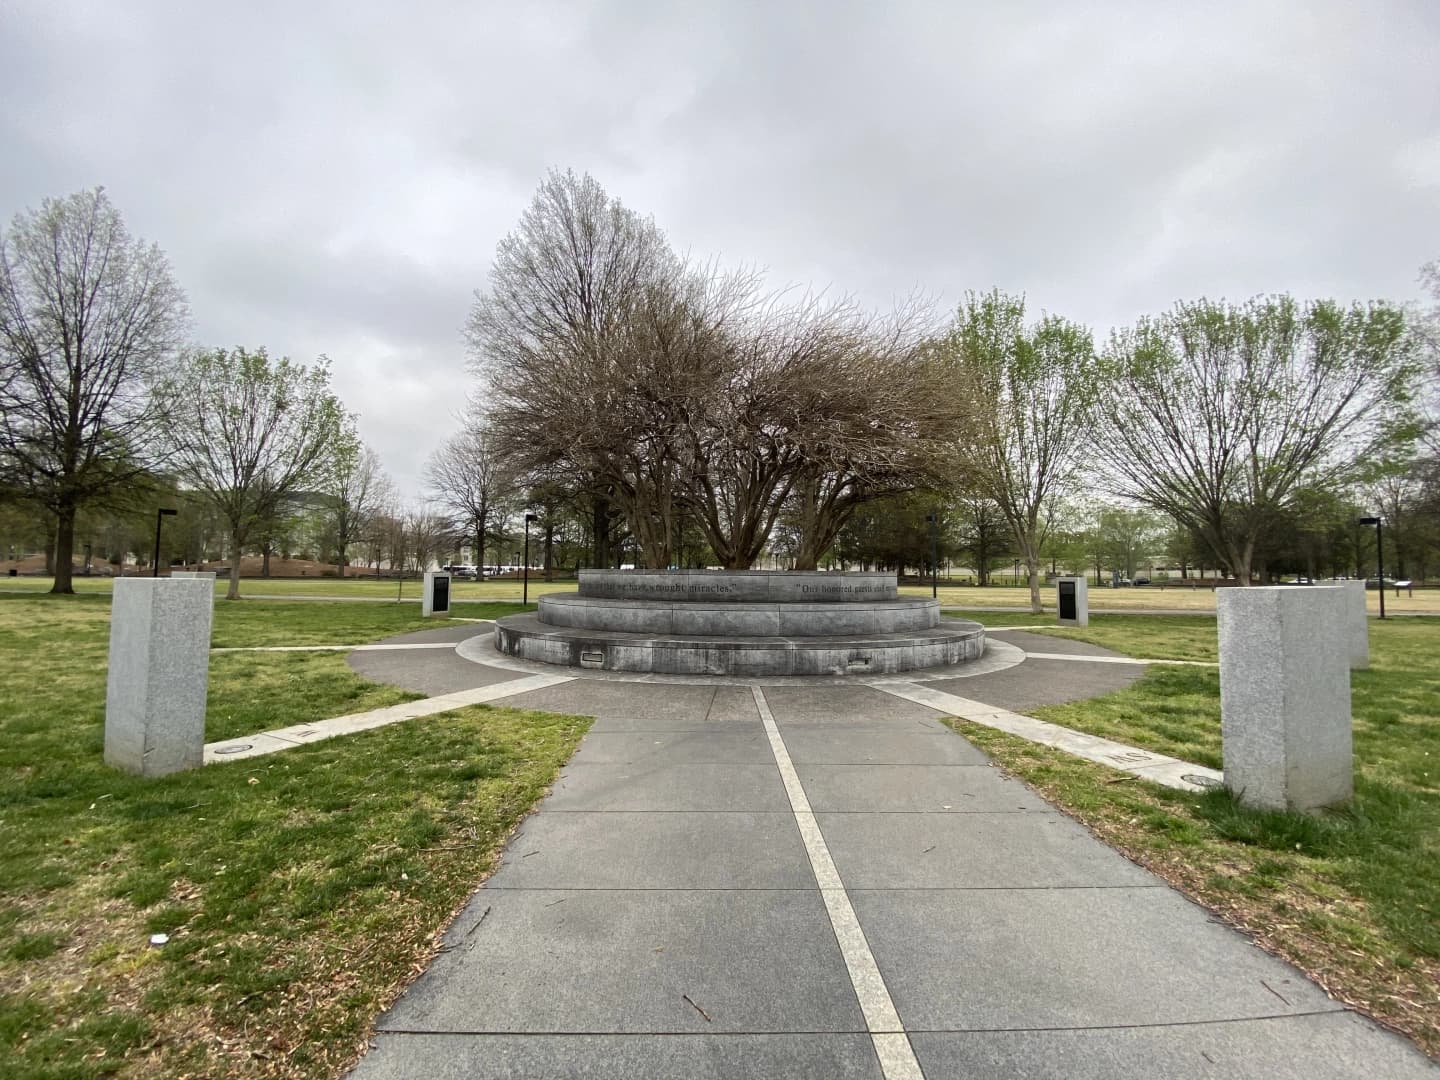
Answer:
[
  {"xmin": 622, "ymin": 583, "xmax": 737, "ymax": 595},
  {"xmin": 801, "ymin": 584, "xmax": 886, "ymax": 595}
]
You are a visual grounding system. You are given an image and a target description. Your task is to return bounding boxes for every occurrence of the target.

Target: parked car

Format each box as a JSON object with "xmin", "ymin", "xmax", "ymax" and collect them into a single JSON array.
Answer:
[{"xmin": 1133, "ymin": 576, "xmax": 1150, "ymax": 586}]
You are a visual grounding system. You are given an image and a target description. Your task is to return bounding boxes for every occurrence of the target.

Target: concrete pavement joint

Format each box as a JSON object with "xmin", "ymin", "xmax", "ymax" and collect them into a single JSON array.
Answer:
[
  {"xmin": 751, "ymin": 686, "xmax": 924, "ymax": 1080},
  {"xmin": 202, "ymin": 672, "xmax": 577, "ymax": 763},
  {"xmin": 211, "ymin": 642, "xmax": 461, "ymax": 653},
  {"xmin": 1021, "ymin": 650, "xmax": 1217, "ymax": 667},
  {"xmin": 872, "ymin": 682, "xmax": 1224, "ymax": 792}
]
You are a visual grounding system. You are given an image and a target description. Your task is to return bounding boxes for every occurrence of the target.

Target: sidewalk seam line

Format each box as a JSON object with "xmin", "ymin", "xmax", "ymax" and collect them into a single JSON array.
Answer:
[
  {"xmin": 869, "ymin": 682, "xmax": 1223, "ymax": 792},
  {"xmin": 202, "ymin": 673, "xmax": 577, "ymax": 763},
  {"xmin": 751, "ymin": 685, "xmax": 925, "ymax": 1080}
]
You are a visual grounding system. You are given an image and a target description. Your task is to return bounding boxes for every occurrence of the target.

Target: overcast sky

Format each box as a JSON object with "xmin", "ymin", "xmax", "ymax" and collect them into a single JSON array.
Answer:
[{"xmin": 4, "ymin": 0, "xmax": 1437, "ymax": 495}]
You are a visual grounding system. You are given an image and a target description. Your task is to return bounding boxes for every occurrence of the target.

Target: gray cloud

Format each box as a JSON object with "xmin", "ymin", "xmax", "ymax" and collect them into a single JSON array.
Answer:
[{"xmin": 3, "ymin": 0, "xmax": 1437, "ymax": 495}]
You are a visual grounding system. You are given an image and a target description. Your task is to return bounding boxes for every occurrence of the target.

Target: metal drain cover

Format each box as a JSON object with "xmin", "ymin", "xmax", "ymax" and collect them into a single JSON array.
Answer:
[{"xmin": 214, "ymin": 744, "xmax": 253, "ymax": 755}]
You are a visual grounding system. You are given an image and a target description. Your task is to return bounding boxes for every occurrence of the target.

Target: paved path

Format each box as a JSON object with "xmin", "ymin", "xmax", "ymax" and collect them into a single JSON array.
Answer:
[{"xmin": 342, "ymin": 628, "xmax": 1435, "ymax": 1079}]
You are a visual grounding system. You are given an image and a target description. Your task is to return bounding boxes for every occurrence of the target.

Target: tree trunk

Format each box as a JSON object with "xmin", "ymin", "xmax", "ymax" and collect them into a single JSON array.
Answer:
[
  {"xmin": 50, "ymin": 507, "xmax": 76, "ymax": 595},
  {"xmin": 227, "ymin": 529, "xmax": 243, "ymax": 600},
  {"xmin": 337, "ymin": 542, "xmax": 347, "ymax": 578},
  {"xmin": 1025, "ymin": 552, "xmax": 1042, "ymax": 614},
  {"xmin": 1226, "ymin": 536, "xmax": 1254, "ymax": 585},
  {"xmin": 261, "ymin": 544, "xmax": 272, "ymax": 578},
  {"xmin": 592, "ymin": 498, "xmax": 610, "ymax": 569},
  {"xmin": 44, "ymin": 516, "xmax": 57, "ymax": 576},
  {"xmin": 543, "ymin": 524, "xmax": 555, "ymax": 582}
]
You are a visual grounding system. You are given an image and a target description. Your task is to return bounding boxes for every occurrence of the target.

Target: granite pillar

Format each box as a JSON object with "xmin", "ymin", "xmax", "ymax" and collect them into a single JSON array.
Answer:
[
  {"xmin": 1217, "ymin": 586, "xmax": 1352, "ymax": 812},
  {"xmin": 104, "ymin": 577, "xmax": 214, "ymax": 777},
  {"xmin": 1341, "ymin": 579, "xmax": 1368, "ymax": 670}
]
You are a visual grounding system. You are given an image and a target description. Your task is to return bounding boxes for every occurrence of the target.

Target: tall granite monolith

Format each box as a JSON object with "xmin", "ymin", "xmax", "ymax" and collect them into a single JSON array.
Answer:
[
  {"xmin": 1341, "ymin": 579, "xmax": 1368, "ymax": 670},
  {"xmin": 104, "ymin": 577, "xmax": 214, "ymax": 777},
  {"xmin": 1217, "ymin": 586, "xmax": 1352, "ymax": 812}
]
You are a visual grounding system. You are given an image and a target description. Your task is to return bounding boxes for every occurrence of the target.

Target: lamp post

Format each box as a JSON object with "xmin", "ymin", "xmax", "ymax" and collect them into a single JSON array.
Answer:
[
  {"xmin": 522, "ymin": 513, "xmax": 537, "ymax": 604},
  {"xmin": 925, "ymin": 513, "xmax": 939, "ymax": 599},
  {"xmin": 1358, "ymin": 516, "xmax": 1385, "ymax": 620},
  {"xmin": 152, "ymin": 508, "xmax": 177, "ymax": 577}
]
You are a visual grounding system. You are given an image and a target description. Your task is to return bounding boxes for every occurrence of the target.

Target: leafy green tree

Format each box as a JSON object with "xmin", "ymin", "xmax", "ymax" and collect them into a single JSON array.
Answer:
[
  {"xmin": 951, "ymin": 494, "xmax": 1014, "ymax": 585},
  {"xmin": 1095, "ymin": 506, "xmax": 1164, "ymax": 581},
  {"xmin": 1096, "ymin": 296, "xmax": 1422, "ymax": 584},
  {"xmin": 935, "ymin": 291, "xmax": 1102, "ymax": 611},
  {"xmin": 0, "ymin": 188, "xmax": 187, "ymax": 593},
  {"xmin": 830, "ymin": 491, "xmax": 960, "ymax": 574},
  {"xmin": 159, "ymin": 348, "xmax": 343, "ymax": 599}
]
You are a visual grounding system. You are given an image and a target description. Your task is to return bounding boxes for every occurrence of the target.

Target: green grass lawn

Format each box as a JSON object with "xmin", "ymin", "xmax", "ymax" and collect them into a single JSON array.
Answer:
[
  {"xmin": 950, "ymin": 617, "xmax": 1440, "ymax": 1057},
  {"xmin": 1, "ymin": 575, "xmax": 579, "ymax": 603},
  {"xmin": 946, "ymin": 611, "xmax": 1226, "ymax": 661},
  {"xmin": 11, "ymin": 574, "xmax": 1438, "ymax": 613},
  {"xmin": 0, "ymin": 595, "xmax": 588, "ymax": 1077}
]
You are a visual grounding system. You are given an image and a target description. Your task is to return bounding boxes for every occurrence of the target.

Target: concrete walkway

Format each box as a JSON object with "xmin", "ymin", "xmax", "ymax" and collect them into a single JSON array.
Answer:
[{"xmin": 346, "ymin": 631, "xmax": 1436, "ymax": 1079}]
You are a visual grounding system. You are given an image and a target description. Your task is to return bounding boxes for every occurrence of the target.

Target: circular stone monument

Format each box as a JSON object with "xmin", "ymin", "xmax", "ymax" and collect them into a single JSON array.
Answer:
[{"xmin": 493, "ymin": 569, "xmax": 985, "ymax": 677}]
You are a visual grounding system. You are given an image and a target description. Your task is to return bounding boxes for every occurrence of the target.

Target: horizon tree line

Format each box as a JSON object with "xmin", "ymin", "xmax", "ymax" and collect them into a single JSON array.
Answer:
[{"xmin": 2, "ymin": 178, "xmax": 1437, "ymax": 606}]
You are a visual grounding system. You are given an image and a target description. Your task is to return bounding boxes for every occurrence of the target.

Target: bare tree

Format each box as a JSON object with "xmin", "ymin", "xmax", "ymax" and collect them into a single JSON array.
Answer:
[
  {"xmin": 424, "ymin": 411, "xmax": 513, "ymax": 577},
  {"xmin": 405, "ymin": 505, "xmax": 450, "ymax": 577},
  {"xmin": 1095, "ymin": 296, "xmax": 1422, "ymax": 584},
  {"xmin": 784, "ymin": 301, "xmax": 961, "ymax": 569},
  {"xmin": 326, "ymin": 422, "xmax": 388, "ymax": 577},
  {"xmin": 672, "ymin": 292, "xmax": 953, "ymax": 569},
  {"xmin": 0, "ymin": 188, "xmax": 187, "ymax": 593},
  {"xmin": 469, "ymin": 169, "xmax": 719, "ymax": 569},
  {"xmin": 935, "ymin": 291, "xmax": 1101, "ymax": 612},
  {"xmin": 159, "ymin": 347, "xmax": 343, "ymax": 599},
  {"xmin": 473, "ymin": 171, "xmax": 960, "ymax": 571}
]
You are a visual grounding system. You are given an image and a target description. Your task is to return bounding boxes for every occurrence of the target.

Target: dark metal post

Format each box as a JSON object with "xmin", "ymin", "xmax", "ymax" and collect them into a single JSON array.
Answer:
[
  {"xmin": 152, "ymin": 508, "xmax": 176, "ymax": 577},
  {"xmin": 1358, "ymin": 516, "xmax": 1385, "ymax": 620},
  {"xmin": 1377, "ymin": 519, "xmax": 1385, "ymax": 620},
  {"xmin": 925, "ymin": 513, "xmax": 938, "ymax": 599},
  {"xmin": 523, "ymin": 513, "xmax": 537, "ymax": 605}
]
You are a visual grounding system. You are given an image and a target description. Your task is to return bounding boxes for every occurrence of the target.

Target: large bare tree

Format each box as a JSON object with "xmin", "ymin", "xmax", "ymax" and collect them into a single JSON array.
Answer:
[
  {"xmin": 472, "ymin": 171, "xmax": 961, "ymax": 571},
  {"xmin": 0, "ymin": 188, "xmax": 187, "ymax": 593},
  {"xmin": 784, "ymin": 301, "xmax": 960, "ymax": 570},
  {"xmin": 936, "ymin": 291, "xmax": 1101, "ymax": 612},
  {"xmin": 468, "ymin": 169, "xmax": 683, "ymax": 566},
  {"xmin": 159, "ymin": 347, "xmax": 343, "ymax": 599},
  {"xmin": 1095, "ymin": 296, "xmax": 1422, "ymax": 584},
  {"xmin": 677, "ymin": 293, "xmax": 956, "ymax": 569}
]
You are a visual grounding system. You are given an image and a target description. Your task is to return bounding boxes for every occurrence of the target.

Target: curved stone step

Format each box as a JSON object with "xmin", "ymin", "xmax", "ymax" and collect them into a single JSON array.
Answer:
[
  {"xmin": 539, "ymin": 593, "xmax": 940, "ymax": 636},
  {"xmin": 493, "ymin": 612, "xmax": 985, "ymax": 677},
  {"xmin": 577, "ymin": 568, "xmax": 898, "ymax": 603}
]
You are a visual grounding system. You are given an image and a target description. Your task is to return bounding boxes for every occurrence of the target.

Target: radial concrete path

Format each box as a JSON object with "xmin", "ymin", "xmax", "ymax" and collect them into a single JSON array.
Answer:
[{"xmin": 345, "ymin": 627, "xmax": 1436, "ymax": 1079}]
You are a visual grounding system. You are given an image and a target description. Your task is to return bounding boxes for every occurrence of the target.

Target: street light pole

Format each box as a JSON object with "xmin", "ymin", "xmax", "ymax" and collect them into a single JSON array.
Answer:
[
  {"xmin": 1358, "ymin": 516, "xmax": 1385, "ymax": 620},
  {"xmin": 152, "ymin": 508, "xmax": 177, "ymax": 578},
  {"xmin": 925, "ymin": 513, "xmax": 938, "ymax": 599},
  {"xmin": 523, "ymin": 513, "xmax": 537, "ymax": 605}
]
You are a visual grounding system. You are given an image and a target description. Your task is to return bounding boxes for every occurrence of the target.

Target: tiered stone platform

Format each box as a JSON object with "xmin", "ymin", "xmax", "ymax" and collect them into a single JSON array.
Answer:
[{"xmin": 493, "ymin": 570, "xmax": 985, "ymax": 676}]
